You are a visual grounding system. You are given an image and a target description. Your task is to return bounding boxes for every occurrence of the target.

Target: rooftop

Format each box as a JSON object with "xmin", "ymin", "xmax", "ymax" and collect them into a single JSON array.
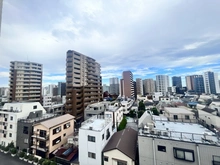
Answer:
[
  {"xmin": 80, "ymin": 115, "xmax": 112, "ymax": 131},
  {"xmin": 103, "ymin": 127, "xmax": 137, "ymax": 160},
  {"xmin": 35, "ymin": 114, "xmax": 74, "ymax": 129},
  {"xmin": 18, "ymin": 113, "xmax": 56, "ymax": 123},
  {"xmin": 164, "ymin": 107, "xmax": 194, "ymax": 114},
  {"xmin": 139, "ymin": 121, "xmax": 220, "ymax": 145},
  {"xmin": 107, "ymin": 106, "xmax": 120, "ymax": 112}
]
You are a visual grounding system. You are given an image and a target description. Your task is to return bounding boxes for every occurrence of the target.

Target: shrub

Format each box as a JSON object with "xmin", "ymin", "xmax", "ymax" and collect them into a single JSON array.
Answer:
[
  {"xmin": 33, "ymin": 157, "xmax": 39, "ymax": 163},
  {"xmin": 24, "ymin": 153, "xmax": 29, "ymax": 159},
  {"xmin": 19, "ymin": 151, "xmax": 25, "ymax": 158},
  {"xmin": 10, "ymin": 148, "xmax": 17, "ymax": 154},
  {"xmin": 28, "ymin": 154, "xmax": 34, "ymax": 161},
  {"xmin": 4, "ymin": 146, "xmax": 9, "ymax": 152},
  {"xmin": 50, "ymin": 161, "xmax": 57, "ymax": 165},
  {"xmin": 42, "ymin": 160, "xmax": 51, "ymax": 165},
  {"xmin": 8, "ymin": 142, "xmax": 14, "ymax": 148},
  {"xmin": 39, "ymin": 158, "xmax": 46, "ymax": 165}
]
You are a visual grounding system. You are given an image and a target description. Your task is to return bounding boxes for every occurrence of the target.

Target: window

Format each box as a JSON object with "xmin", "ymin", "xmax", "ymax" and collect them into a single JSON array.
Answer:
[
  {"xmin": 104, "ymin": 156, "xmax": 108, "ymax": 162},
  {"xmin": 64, "ymin": 122, "xmax": 70, "ymax": 129},
  {"xmin": 10, "ymin": 116, "xmax": 13, "ymax": 121},
  {"xmin": 23, "ymin": 126, "xmax": 28, "ymax": 134},
  {"xmin": 33, "ymin": 105, "xmax": 37, "ymax": 109},
  {"xmin": 10, "ymin": 125, "xmax": 12, "ymax": 129},
  {"xmin": 24, "ymin": 139, "xmax": 28, "ymax": 144},
  {"xmin": 173, "ymin": 147, "xmax": 194, "ymax": 162},
  {"xmin": 88, "ymin": 135, "xmax": 95, "ymax": 142},
  {"xmin": 52, "ymin": 136, "xmax": 61, "ymax": 146},
  {"xmin": 213, "ymin": 155, "xmax": 220, "ymax": 165},
  {"xmin": 102, "ymin": 134, "xmax": 104, "ymax": 140},
  {"xmin": 117, "ymin": 160, "xmax": 127, "ymax": 165},
  {"xmin": 185, "ymin": 115, "xmax": 190, "ymax": 120},
  {"xmin": 39, "ymin": 140, "xmax": 46, "ymax": 148},
  {"xmin": 106, "ymin": 129, "xmax": 110, "ymax": 140},
  {"xmin": 88, "ymin": 152, "xmax": 96, "ymax": 159},
  {"xmin": 158, "ymin": 145, "xmax": 166, "ymax": 152},
  {"xmin": 63, "ymin": 133, "xmax": 66, "ymax": 137},
  {"xmin": 9, "ymin": 133, "xmax": 12, "ymax": 137},
  {"xmin": 53, "ymin": 126, "xmax": 61, "ymax": 134},
  {"xmin": 173, "ymin": 115, "xmax": 178, "ymax": 120}
]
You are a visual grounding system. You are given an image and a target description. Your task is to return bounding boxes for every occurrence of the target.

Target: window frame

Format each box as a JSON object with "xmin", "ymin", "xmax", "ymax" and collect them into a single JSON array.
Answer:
[
  {"xmin": 88, "ymin": 152, "xmax": 96, "ymax": 159},
  {"xmin": 88, "ymin": 135, "xmax": 96, "ymax": 142},
  {"xmin": 173, "ymin": 147, "xmax": 195, "ymax": 162},
  {"xmin": 158, "ymin": 145, "xmax": 166, "ymax": 152}
]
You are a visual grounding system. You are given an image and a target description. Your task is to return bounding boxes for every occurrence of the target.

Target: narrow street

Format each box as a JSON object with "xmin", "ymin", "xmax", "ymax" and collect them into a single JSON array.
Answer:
[{"xmin": 0, "ymin": 152, "xmax": 30, "ymax": 165}]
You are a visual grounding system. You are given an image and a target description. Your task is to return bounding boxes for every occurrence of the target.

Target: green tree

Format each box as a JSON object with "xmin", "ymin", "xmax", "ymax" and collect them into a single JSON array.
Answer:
[
  {"xmin": 118, "ymin": 117, "xmax": 127, "ymax": 131},
  {"xmin": 129, "ymin": 110, "xmax": 136, "ymax": 118},
  {"xmin": 151, "ymin": 107, "xmax": 159, "ymax": 116},
  {"xmin": 138, "ymin": 100, "xmax": 145, "ymax": 111},
  {"xmin": 138, "ymin": 110, "xmax": 145, "ymax": 118}
]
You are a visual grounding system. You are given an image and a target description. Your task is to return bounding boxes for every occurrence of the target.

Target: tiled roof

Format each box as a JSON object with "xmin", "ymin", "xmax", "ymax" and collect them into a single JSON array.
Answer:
[{"xmin": 103, "ymin": 127, "xmax": 137, "ymax": 160}]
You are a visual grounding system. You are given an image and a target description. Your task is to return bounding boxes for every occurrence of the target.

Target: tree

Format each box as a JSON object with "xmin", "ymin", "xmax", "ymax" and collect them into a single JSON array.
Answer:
[
  {"xmin": 118, "ymin": 117, "xmax": 127, "ymax": 131},
  {"xmin": 151, "ymin": 107, "xmax": 159, "ymax": 116},
  {"xmin": 138, "ymin": 100, "xmax": 145, "ymax": 111},
  {"xmin": 129, "ymin": 109, "xmax": 136, "ymax": 118},
  {"xmin": 138, "ymin": 110, "xmax": 145, "ymax": 118}
]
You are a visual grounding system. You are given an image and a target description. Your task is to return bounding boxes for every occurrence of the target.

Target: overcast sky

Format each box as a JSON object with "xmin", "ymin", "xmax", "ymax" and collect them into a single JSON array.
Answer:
[{"xmin": 1, "ymin": 0, "xmax": 220, "ymax": 87}]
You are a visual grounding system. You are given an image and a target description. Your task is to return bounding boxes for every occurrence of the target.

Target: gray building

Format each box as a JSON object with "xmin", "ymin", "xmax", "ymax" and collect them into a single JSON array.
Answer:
[
  {"xmin": 109, "ymin": 77, "xmax": 119, "ymax": 95},
  {"xmin": 172, "ymin": 76, "xmax": 182, "ymax": 88},
  {"xmin": 138, "ymin": 112, "xmax": 220, "ymax": 165},
  {"xmin": 17, "ymin": 111, "xmax": 55, "ymax": 151},
  {"xmin": 58, "ymin": 82, "xmax": 66, "ymax": 98}
]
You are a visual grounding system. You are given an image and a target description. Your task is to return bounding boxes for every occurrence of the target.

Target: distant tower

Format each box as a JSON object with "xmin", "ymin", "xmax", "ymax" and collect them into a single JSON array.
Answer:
[
  {"xmin": 204, "ymin": 71, "xmax": 220, "ymax": 94},
  {"xmin": 185, "ymin": 75, "xmax": 205, "ymax": 94},
  {"xmin": 136, "ymin": 78, "xmax": 143, "ymax": 96},
  {"xmin": 172, "ymin": 76, "xmax": 182, "ymax": 88},
  {"xmin": 143, "ymin": 79, "xmax": 155, "ymax": 95},
  {"xmin": 109, "ymin": 77, "xmax": 119, "ymax": 95},
  {"xmin": 120, "ymin": 71, "xmax": 134, "ymax": 98},
  {"xmin": 156, "ymin": 75, "xmax": 169, "ymax": 95},
  {"xmin": 9, "ymin": 61, "xmax": 43, "ymax": 103}
]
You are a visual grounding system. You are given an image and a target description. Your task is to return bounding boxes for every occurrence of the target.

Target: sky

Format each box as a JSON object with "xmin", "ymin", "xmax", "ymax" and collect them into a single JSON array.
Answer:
[{"xmin": 1, "ymin": 0, "xmax": 220, "ymax": 87}]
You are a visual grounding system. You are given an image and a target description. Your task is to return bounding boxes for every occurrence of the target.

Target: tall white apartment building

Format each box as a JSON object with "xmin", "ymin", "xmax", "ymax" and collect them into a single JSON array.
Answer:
[
  {"xmin": 136, "ymin": 78, "xmax": 143, "ymax": 96},
  {"xmin": 0, "ymin": 102, "xmax": 46, "ymax": 147},
  {"xmin": 156, "ymin": 75, "xmax": 169, "ymax": 95},
  {"xmin": 9, "ymin": 61, "xmax": 43, "ymax": 103},
  {"xmin": 204, "ymin": 71, "xmax": 220, "ymax": 94},
  {"xmin": 42, "ymin": 95, "xmax": 52, "ymax": 107},
  {"xmin": 79, "ymin": 115, "xmax": 115, "ymax": 165}
]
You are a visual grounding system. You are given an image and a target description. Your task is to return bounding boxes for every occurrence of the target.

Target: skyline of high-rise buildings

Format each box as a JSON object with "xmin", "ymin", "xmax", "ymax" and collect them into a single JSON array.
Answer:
[{"xmin": 120, "ymin": 71, "xmax": 134, "ymax": 98}]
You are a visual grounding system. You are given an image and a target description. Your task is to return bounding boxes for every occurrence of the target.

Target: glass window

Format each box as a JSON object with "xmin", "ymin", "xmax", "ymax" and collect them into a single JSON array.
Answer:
[
  {"xmin": 23, "ymin": 126, "xmax": 28, "ymax": 134},
  {"xmin": 88, "ymin": 152, "xmax": 96, "ymax": 159},
  {"xmin": 213, "ymin": 155, "xmax": 220, "ymax": 165},
  {"xmin": 117, "ymin": 160, "xmax": 127, "ymax": 165},
  {"xmin": 10, "ymin": 116, "xmax": 13, "ymax": 121},
  {"xmin": 88, "ymin": 135, "xmax": 95, "ymax": 142},
  {"xmin": 33, "ymin": 105, "xmax": 37, "ymax": 109},
  {"xmin": 9, "ymin": 133, "xmax": 12, "ymax": 137},
  {"xmin": 10, "ymin": 125, "xmax": 12, "ymax": 129},
  {"xmin": 104, "ymin": 156, "xmax": 108, "ymax": 162},
  {"xmin": 173, "ymin": 147, "xmax": 194, "ymax": 162},
  {"xmin": 173, "ymin": 115, "xmax": 178, "ymax": 120},
  {"xmin": 185, "ymin": 115, "xmax": 190, "ymax": 120},
  {"xmin": 158, "ymin": 145, "xmax": 166, "ymax": 152}
]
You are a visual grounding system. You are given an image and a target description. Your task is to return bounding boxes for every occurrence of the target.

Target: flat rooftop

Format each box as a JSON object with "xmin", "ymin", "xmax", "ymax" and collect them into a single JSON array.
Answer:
[
  {"xmin": 164, "ymin": 107, "xmax": 193, "ymax": 114},
  {"xmin": 107, "ymin": 106, "xmax": 119, "ymax": 112},
  {"xmin": 80, "ymin": 115, "xmax": 111, "ymax": 131},
  {"xmin": 139, "ymin": 121, "xmax": 220, "ymax": 145}
]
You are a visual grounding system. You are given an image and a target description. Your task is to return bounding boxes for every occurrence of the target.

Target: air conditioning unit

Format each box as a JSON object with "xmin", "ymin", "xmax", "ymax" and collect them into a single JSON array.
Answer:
[{"xmin": 163, "ymin": 131, "xmax": 169, "ymax": 137}]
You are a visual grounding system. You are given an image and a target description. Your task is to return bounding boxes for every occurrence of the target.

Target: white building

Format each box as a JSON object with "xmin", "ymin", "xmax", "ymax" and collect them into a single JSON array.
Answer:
[
  {"xmin": 210, "ymin": 101, "xmax": 220, "ymax": 115},
  {"xmin": 120, "ymin": 99, "xmax": 134, "ymax": 114},
  {"xmin": 103, "ymin": 84, "xmax": 110, "ymax": 93},
  {"xmin": 152, "ymin": 92, "xmax": 163, "ymax": 101},
  {"xmin": 42, "ymin": 94, "xmax": 52, "ymax": 107},
  {"xmin": 156, "ymin": 75, "xmax": 170, "ymax": 95},
  {"xmin": 105, "ymin": 105, "xmax": 124, "ymax": 128},
  {"xmin": 138, "ymin": 112, "xmax": 220, "ymax": 165},
  {"xmin": 0, "ymin": 102, "xmax": 46, "ymax": 147},
  {"xmin": 164, "ymin": 107, "xmax": 196, "ymax": 122},
  {"xmin": 79, "ymin": 115, "xmax": 115, "ymax": 165}
]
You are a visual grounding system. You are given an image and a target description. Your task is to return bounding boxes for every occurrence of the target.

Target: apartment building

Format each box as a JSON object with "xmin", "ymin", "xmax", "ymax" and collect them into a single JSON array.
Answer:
[
  {"xmin": 103, "ymin": 128, "xmax": 137, "ymax": 165},
  {"xmin": 156, "ymin": 75, "xmax": 169, "ymax": 95},
  {"xmin": 138, "ymin": 112, "xmax": 220, "ymax": 165},
  {"xmin": 136, "ymin": 78, "xmax": 143, "ymax": 96},
  {"xmin": 185, "ymin": 75, "xmax": 205, "ymax": 94},
  {"xmin": 58, "ymin": 82, "xmax": 66, "ymax": 97},
  {"xmin": 79, "ymin": 115, "xmax": 115, "ymax": 165},
  {"xmin": 9, "ymin": 61, "xmax": 42, "ymax": 103},
  {"xmin": 65, "ymin": 50, "xmax": 102, "ymax": 123},
  {"xmin": 204, "ymin": 71, "xmax": 220, "ymax": 94},
  {"xmin": 31, "ymin": 114, "xmax": 74, "ymax": 158},
  {"xmin": 17, "ymin": 112, "xmax": 55, "ymax": 151},
  {"xmin": 120, "ymin": 71, "xmax": 134, "ymax": 98},
  {"xmin": 164, "ymin": 107, "xmax": 196, "ymax": 122},
  {"xmin": 109, "ymin": 77, "xmax": 119, "ymax": 95},
  {"xmin": 172, "ymin": 76, "xmax": 182, "ymax": 88},
  {"xmin": 143, "ymin": 79, "xmax": 155, "ymax": 95},
  {"xmin": 0, "ymin": 102, "xmax": 45, "ymax": 147}
]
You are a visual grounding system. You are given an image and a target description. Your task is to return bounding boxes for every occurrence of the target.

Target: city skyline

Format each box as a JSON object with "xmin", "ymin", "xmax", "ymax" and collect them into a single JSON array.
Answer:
[{"xmin": 1, "ymin": 0, "xmax": 220, "ymax": 87}]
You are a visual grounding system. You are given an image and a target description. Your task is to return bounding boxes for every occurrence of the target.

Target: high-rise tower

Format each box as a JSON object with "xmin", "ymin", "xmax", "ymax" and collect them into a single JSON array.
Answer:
[
  {"xmin": 109, "ymin": 77, "xmax": 119, "ymax": 95},
  {"xmin": 156, "ymin": 75, "xmax": 169, "ymax": 95},
  {"xmin": 120, "ymin": 71, "xmax": 134, "ymax": 98},
  {"xmin": 65, "ymin": 50, "xmax": 102, "ymax": 123},
  {"xmin": 9, "ymin": 61, "xmax": 43, "ymax": 103},
  {"xmin": 204, "ymin": 71, "xmax": 220, "ymax": 94}
]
